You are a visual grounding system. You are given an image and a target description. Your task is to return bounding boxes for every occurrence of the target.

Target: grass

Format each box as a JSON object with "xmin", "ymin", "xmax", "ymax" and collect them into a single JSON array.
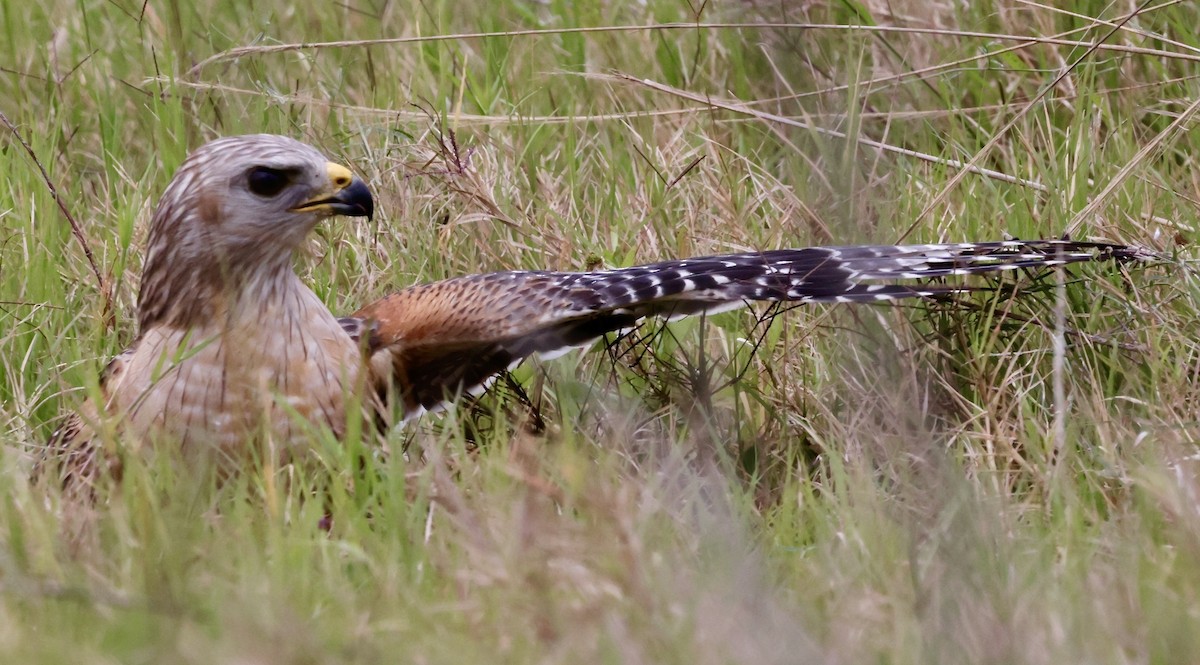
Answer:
[{"xmin": 1, "ymin": 0, "xmax": 1198, "ymax": 661}]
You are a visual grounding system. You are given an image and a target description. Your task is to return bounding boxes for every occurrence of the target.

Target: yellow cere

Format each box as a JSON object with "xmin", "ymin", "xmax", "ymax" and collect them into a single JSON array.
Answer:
[{"xmin": 326, "ymin": 162, "xmax": 354, "ymax": 190}]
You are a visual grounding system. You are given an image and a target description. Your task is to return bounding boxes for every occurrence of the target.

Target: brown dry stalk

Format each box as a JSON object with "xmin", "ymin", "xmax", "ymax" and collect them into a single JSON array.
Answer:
[
  {"xmin": 1064, "ymin": 94, "xmax": 1200, "ymax": 238},
  {"xmin": 901, "ymin": 0, "xmax": 1158, "ymax": 242},
  {"xmin": 732, "ymin": 0, "xmax": 1184, "ymax": 109},
  {"xmin": 162, "ymin": 77, "xmax": 1200, "ymax": 126},
  {"xmin": 0, "ymin": 110, "xmax": 112, "ymax": 323},
  {"xmin": 184, "ymin": 21, "xmax": 1200, "ymax": 81},
  {"xmin": 1014, "ymin": 0, "xmax": 1196, "ymax": 55},
  {"xmin": 608, "ymin": 73, "xmax": 1047, "ymax": 191}
]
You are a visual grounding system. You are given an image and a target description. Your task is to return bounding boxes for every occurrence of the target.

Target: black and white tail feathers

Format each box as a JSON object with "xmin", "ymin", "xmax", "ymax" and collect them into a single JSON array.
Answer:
[
  {"xmin": 562, "ymin": 240, "xmax": 1138, "ymax": 316},
  {"xmin": 353, "ymin": 239, "xmax": 1141, "ymax": 418}
]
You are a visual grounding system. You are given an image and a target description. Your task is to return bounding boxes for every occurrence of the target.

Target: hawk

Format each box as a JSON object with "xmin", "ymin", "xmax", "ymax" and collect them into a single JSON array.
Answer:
[{"xmin": 42, "ymin": 134, "xmax": 1140, "ymax": 487}]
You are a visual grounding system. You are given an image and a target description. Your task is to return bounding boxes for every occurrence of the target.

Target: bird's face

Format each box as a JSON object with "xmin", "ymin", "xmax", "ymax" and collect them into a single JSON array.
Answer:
[
  {"xmin": 149, "ymin": 134, "xmax": 374, "ymax": 261},
  {"xmin": 136, "ymin": 135, "xmax": 376, "ymax": 329}
]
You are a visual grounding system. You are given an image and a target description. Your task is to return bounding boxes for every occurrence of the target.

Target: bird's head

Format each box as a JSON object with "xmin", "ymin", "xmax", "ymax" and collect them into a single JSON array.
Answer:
[
  {"xmin": 138, "ymin": 134, "xmax": 375, "ymax": 329},
  {"xmin": 149, "ymin": 134, "xmax": 373, "ymax": 252}
]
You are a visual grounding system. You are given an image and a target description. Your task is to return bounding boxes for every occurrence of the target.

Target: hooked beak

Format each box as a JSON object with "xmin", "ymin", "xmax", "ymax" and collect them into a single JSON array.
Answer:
[{"xmin": 291, "ymin": 162, "xmax": 375, "ymax": 220}]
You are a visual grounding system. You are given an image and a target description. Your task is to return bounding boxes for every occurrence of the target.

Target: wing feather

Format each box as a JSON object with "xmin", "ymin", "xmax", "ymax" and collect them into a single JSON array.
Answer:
[
  {"xmin": 37, "ymin": 343, "xmax": 138, "ymax": 492},
  {"xmin": 350, "ymin": 240, "xmax": 1138, "ymax": 419}
]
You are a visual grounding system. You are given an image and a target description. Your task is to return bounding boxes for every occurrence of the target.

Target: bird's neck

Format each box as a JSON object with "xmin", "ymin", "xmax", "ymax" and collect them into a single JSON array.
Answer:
[{"xmin": 136, "ymin": 246, "xmax": 306, "ymax": 332}]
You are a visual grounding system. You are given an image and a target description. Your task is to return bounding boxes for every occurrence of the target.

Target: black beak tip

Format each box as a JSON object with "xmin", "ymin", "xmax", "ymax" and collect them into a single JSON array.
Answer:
[{"xmin": 336, "ymin": 178, "xmax": 374, "ymax": 221}]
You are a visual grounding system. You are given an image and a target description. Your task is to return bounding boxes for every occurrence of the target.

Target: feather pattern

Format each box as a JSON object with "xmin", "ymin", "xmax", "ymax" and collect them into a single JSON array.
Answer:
[
  {"xmin": 350, "ymin": 240, "xmax": 1140, "ymax": 419},
  {"xmin": 39, "ymin": 134, "xmax": 1143, "ymax": 491}
]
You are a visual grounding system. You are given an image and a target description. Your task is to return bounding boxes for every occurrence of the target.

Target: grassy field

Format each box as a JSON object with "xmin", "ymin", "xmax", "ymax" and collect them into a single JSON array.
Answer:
[{"xmin": 2, "ymin": 0, "xmax": 1199, "ymax": 662}]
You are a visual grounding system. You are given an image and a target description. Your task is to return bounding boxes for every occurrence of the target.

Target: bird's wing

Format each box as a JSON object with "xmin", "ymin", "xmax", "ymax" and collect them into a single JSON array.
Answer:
[
  {"xmin": 38, "ymin": 343, "xmax": 138, "ymax": 491},
  {"xmin": 349, "ymin": 240, "xmax": 1137, "ymax": 420}
]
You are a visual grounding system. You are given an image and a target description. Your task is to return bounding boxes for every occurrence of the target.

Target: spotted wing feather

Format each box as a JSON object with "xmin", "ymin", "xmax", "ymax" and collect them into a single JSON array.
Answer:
[{"xmin": 351, "ymin": 239, "xmax": 1136, "ymax": 419}]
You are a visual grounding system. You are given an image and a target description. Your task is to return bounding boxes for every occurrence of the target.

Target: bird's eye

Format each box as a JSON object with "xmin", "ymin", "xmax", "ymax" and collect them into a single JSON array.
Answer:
[{"xmin": 246, "ymin": 167, "xmax": 290, "ymax": 197}]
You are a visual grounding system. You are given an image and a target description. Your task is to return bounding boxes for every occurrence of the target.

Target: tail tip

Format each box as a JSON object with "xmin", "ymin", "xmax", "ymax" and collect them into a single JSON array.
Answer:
[{"xmin": 1108, "ymin": 244, "xmax": 1157, "ymax": 262}]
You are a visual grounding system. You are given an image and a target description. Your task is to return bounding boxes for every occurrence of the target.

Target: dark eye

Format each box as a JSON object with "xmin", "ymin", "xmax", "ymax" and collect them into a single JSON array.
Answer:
[{"xmin": 246, "ymin": 167, "xmax": 290, "ymax": 197}]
